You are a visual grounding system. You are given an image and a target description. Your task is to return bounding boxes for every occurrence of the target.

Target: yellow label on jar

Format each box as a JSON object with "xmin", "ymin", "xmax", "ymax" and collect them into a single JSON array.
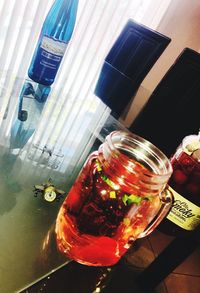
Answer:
[{"xmin": 167, "ymin": 186, "xmax": 200, "ymax": 230}]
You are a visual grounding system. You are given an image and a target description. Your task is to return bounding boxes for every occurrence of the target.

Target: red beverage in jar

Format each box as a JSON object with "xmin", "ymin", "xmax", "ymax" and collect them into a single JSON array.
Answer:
[{"xmin": 56, "ymin": 131, "xmax": 172, "ymax": 266}]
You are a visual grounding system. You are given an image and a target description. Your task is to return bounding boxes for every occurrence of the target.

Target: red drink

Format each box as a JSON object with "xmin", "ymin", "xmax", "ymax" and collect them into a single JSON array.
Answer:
[{"xmin": 56, "ymin": 131, "xmax": 172, "ymax": 266}]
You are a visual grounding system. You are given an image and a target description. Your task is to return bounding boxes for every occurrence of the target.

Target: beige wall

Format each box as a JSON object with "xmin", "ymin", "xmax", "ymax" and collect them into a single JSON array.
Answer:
[{"xmin": 123, "ymin": 0, "xmax": 200, "ymax": 126}]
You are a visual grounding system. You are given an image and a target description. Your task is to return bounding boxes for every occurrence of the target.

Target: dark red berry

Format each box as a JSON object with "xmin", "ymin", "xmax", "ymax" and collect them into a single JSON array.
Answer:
[
  {"xmin": 186, "ymin": 182, "xmax": 199, "ymax": 195},
  {"xmin": 192, "ymin": 171, "xmax": 200, "ymax": 183},
  {"xmin": 172, "ymin": 169, "xmax": 188, "ymax": 185}
]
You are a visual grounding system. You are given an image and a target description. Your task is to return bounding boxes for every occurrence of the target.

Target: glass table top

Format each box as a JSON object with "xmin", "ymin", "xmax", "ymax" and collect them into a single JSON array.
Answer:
[{"xmin": 0, "ymin": 77, "xmax": 127, "ymax": 292}]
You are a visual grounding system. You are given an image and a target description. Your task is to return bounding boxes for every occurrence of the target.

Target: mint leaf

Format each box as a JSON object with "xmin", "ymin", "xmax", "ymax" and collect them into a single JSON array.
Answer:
[
  {"xmin": 101, "ymin": 175, "xmax": 117, "ymax": 189},
  {"xmin": 127, "ymin": 194, "xmax": 142, "ymax": 205},
  {"xmin": 122, "ymin": 194, "xmax": 129, "ymax": 205}
]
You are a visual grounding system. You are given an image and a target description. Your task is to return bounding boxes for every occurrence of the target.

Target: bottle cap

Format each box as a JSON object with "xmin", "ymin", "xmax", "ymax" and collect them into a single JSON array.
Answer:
[{"xmin": 94, "ymin": 19, "xmax": 170, "ymax": 117}]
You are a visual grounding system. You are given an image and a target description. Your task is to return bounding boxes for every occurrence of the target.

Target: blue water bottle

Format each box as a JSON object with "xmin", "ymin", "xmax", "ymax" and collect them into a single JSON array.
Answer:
[{"xmin": 28, "ymin": 0, "xmax": 79, "ymax": 86}]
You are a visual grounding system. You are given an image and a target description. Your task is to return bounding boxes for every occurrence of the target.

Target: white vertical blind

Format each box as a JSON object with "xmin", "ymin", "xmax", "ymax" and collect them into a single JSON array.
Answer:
[{"xmin": 0, "ymin": 0, "xmax": 171, "ymax": 173}]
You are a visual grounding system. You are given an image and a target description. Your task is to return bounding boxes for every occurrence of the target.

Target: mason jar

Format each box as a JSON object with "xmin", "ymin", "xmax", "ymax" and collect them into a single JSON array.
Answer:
[{"xmin": 55, "ymin": 130, "xmax": 173, "ymax": 266}]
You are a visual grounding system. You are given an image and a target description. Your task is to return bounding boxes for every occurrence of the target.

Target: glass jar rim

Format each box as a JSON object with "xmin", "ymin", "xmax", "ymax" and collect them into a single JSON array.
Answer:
[{"xmin": 105, "ymin": 130, "xmax": 173, "ymax": 178}]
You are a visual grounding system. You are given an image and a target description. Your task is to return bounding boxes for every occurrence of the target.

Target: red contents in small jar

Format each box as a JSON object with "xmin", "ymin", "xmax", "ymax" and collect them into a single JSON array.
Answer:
[
  {"xmin": 170, "ymin": 152, "xmax": 200, "ymax": 201},
  {"xmin": 158, "ymin": 146, "xmax": 200, "ymax": 236},
  {"xmin": 56, "ymin": 154, "xmax": 160, "ymax": 266}
]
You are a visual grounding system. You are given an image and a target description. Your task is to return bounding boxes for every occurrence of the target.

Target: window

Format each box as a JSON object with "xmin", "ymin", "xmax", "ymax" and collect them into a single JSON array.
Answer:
[{"xmin": 0, "ymin": 0, "xmax": 171, "ymax": 172}]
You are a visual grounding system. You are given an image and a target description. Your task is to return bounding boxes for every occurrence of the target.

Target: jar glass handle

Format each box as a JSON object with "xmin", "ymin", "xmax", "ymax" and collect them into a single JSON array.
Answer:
[{"xmin": 138, "ymin": 186, "xmax": 173, "ymax": 238}]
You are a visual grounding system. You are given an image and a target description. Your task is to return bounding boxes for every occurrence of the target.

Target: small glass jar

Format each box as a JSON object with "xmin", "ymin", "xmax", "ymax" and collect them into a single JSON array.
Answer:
[
  {"xmin": 55, "ymin": 131, "xmax": 173, "ymax": 266},
  {"xmin": 158, "ymin": 132, "xmax": 200, "ymax": 236}
]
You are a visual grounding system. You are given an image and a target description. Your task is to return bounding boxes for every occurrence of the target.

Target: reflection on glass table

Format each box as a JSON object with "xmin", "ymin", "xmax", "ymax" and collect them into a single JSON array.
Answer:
[{"xmin": 0, "ymin": 81, "xmax": 127, "ymax": 293}]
